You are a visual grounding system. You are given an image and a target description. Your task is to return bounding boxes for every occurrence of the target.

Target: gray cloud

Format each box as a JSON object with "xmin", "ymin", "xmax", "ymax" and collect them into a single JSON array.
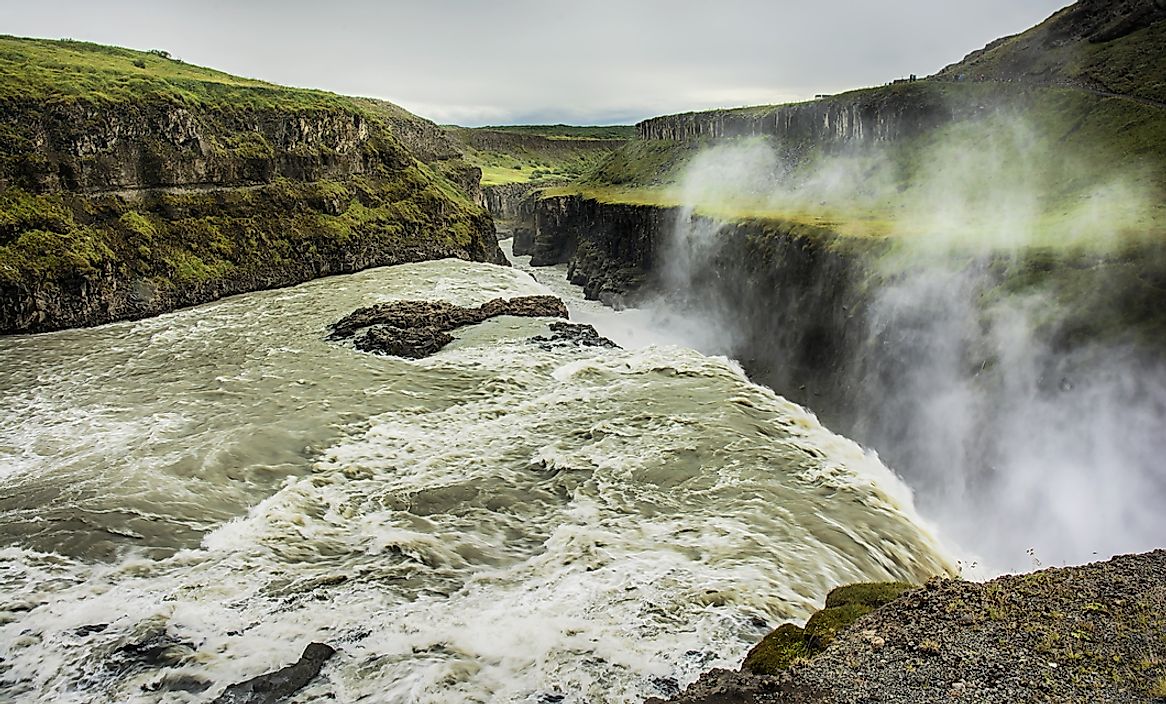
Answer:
[{"xmin": 5, "ymin": 0, "xmax": 1068, "ymax": 124}]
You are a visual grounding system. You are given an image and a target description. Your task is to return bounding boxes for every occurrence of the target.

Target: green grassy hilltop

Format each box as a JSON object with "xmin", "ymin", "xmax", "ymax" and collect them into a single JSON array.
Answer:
[
  {"xmin": 0, "ymin": 36, "xmax": 355, "ymax": 110},
  {"xmin": 445, "ymin": 124, "xmax": 630, "ymax": 186}
]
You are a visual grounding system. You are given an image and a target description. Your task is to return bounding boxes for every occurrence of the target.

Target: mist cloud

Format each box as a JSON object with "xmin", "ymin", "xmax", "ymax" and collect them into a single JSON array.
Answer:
[{"xmin": 659, "ymin": 103, "xmax": 1165, "ymax": 572}]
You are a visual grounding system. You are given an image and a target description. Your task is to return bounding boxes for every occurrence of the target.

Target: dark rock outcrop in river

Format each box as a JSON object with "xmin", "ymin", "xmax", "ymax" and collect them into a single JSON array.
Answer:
[
  {"xmin": 654, "ymin": 550, "xmax": 1166, "ymax": 704},
  {"xmin": 330, "ymin": 295, "xmax": 570, "ymax": 358},
  {"xmin": 212, "ymin": 642, "xmax": 336, "ymax": 704},
  {"xmin": 530, "ymin": 321, "xmax": 619, "ymax": 350}
]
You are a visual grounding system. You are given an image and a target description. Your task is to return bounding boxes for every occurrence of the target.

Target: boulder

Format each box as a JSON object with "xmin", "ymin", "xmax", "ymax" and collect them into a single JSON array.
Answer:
[
  {"xmin": 212, "ymin": 642, "xmax": 336, "ymax": 704},
  {"xmin": 331, "ymin": 295, "xmax": 570, "ymax": 359}
]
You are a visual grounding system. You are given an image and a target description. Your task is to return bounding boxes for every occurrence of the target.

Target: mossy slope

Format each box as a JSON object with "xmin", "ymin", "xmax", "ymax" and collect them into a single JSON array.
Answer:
[
  {"xmin": 742, "ymin": 582, "xmax": 912, "ymax": 675},
  {"xmin": 936, "ymin": 0, "xmax": 1166, "ymax": 104},
  {"xmin": 0, "ymin": 36, "xmax": 501, "ymax": 334}
]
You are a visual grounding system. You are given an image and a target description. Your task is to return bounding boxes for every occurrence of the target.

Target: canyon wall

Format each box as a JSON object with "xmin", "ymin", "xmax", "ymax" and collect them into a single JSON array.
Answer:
[
  {"xmin": 527, "ymin": 195, "xmax": 876, "ymax": 405},
  {"xmin": 635, "ymin": 84, "xmax": 959, "ymax": 144},
  {"xmin": 482, "ymin": 182, "xmax": 540, "ymax": 224},
  {"xmin": 529, "ymin": 195, "xmax": 669, "ymax": 303},
  {"xmin": 0, "ymin": 39, "xmax": 503, "ymax": 334},
  {"xmin": 528, "ymin": 194, "xmax": 1166, "ymax": 563},
  {"xmin": 8, "ymin": 101, "xmax": 373, "ymax": 193}
]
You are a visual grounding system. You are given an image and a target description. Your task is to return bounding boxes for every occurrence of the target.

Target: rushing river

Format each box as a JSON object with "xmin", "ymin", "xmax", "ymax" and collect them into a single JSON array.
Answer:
[{"xmin": 0, "ymin": 244, "xmax": 951, "ymax": 703}]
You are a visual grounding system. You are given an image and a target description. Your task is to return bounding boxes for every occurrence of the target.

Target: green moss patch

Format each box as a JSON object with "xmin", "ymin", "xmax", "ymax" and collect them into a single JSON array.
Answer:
[
  {"xmin": 804, "ymin": 604, "xmax": 875, "ymax": 649},
  {"xmin": 742, "ymin": 623, "xmax": 814, "ymax": 675},
  {"xmin": 824, "ymin": 582, "xmax": 914, "ymax": 609},
  {"xmin": 0, "ymin": 174, "xmax": 486, "ymax": 291},
  {"xmin": 742, "ymin": 581, "xmax": 913, "ymax": 676}
]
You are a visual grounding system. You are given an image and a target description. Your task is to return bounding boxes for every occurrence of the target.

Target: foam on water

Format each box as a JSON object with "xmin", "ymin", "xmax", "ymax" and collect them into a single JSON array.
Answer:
[{"xmin": 0, "ymin": 256, "xmax": 952, "ymax": 702}]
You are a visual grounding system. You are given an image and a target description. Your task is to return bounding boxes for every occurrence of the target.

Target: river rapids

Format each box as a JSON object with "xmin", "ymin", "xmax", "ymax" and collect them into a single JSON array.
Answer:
[{"xmin": 0, "ymin": 244, "xmax": 952, "ymax": 703}]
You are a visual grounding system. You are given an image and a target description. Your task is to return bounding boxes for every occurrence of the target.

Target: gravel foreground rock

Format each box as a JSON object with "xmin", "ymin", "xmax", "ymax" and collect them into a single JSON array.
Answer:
[{"xmin": 653, "ymin": 550, "xmax": 1166, "ymax": 704}]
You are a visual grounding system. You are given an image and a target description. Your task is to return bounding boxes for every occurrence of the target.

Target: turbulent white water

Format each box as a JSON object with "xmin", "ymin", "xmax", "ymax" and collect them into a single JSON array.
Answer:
[{"xmin": 0, "ymin": 251, "xmax": 951, "ymax": 703}]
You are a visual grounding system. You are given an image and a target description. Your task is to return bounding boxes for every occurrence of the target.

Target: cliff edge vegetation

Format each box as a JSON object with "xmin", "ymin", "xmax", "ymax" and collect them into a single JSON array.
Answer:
[
  {"xmin": 545, "ymin": 0, "xmax": 1166, "ymax": 251},
  {"xmin": 445, "ymin": 124, "xmax": 630, "ymax": 186},
  {"xmin": 0, "ymin": 36, "xmax": 502, "ymax": 334}
]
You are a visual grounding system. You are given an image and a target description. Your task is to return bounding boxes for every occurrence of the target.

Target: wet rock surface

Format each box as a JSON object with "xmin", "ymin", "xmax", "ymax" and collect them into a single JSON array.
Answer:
[
  {"xmin": 212, "ymin": 642, "xmax": 336, "ymax": 704},
  {"xmin": 653, "ymin": 550, "xmax": 1166, "ymax": 704},
  {"xmin": 529, "ymin": 321, "xmax": 619, "ymax": 350},
  {"xmin": 512, "ymin": 227, "xmax": 536, "ymax": 256},
  {"xmin": 331, "ymin": 295, "xmax": 569, "ymax": 358},
  {"xmin": 330, "ymin": 300, "xmax": 473, "ymax": 340},
  {"xmin": 354, "ymin": 325, "xmax": 454, "ymax": 358},
  {"xmin": 530, "ymin": 195, "xmax": 661, "ymax": 302},
  {"xmin": 529, "ymin": 321, "xmax": 620, "ymax": 349}
]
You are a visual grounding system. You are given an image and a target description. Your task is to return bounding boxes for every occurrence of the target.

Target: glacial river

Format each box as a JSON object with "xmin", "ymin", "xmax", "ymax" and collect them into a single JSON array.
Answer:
[{"xmin": 0, "ymin": 243, "xmax": 952, "ymax": 703}]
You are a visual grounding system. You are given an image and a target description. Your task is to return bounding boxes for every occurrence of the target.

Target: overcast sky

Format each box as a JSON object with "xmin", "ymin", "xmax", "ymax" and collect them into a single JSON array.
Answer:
[{"xmin": 5, "ymin": 1, "xmax": 1069, "ymax": 126}]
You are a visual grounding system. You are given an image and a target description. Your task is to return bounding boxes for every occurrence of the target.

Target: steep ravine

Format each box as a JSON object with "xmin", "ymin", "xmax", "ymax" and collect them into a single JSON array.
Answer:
[
  {"xmin": 482, "ymin": 182, "xmax": 540, "ymax": 225},
  {"xmin": 525, "ymin": 195, "xmax": 878, "ymax": 414},
  {"xmin": 526, "ymin": 192, "xmax": 1166, "ymax": 568}
]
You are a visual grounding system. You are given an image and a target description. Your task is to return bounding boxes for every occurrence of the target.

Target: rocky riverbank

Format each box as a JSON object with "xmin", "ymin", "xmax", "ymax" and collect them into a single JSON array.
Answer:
[{"xmin": 652, "ymin": 550, "xmax": 1166, "ymax": 704}]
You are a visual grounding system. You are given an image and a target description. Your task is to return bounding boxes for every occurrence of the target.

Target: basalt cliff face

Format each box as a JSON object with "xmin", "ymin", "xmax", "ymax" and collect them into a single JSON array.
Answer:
[
  {"xmin": 528, "ymin": 189, "xmax": 1166, "ymax": 518},
  {"xmin": 527, "ymin": 195, "xmax": 877, "ymax": 408},
  {"xmin": 636, "ymin": 83, "xmax": 957, "ymax": 145},
  {"xmin": 528, "ymin": 0, "xmax": 1166, "ymax": 498},
  {"xmin": 0, "ymin": 37, "xmax": 503, "ymax": 335},
  {"xmin": 10, "ymin": 101, "xmax": 376, "ymax": 193},
  {"xmin": 482, "ymin": 182, "xmax": 539, "ymax": 224},
  {"xmin": 528, "ymin": 195, "xmax": 665, "ymax": 302}
]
